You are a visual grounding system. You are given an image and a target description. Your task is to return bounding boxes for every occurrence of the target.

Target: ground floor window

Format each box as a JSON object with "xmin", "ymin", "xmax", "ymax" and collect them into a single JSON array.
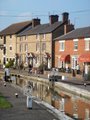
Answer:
[{"xmin": 58, "ymin": 59, "xmax": 65, "ymax": 68}]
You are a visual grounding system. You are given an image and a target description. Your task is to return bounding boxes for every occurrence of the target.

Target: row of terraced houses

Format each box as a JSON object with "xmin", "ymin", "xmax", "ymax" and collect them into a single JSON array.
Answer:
[{"xmin": 0, "ymin": 12, "xmax": 90, "ymax": 75}]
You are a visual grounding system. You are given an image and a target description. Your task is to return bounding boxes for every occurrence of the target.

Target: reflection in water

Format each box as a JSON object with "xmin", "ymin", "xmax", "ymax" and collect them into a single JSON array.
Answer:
[{"xmin": 24, "ymin": 80, "xmax": 90, "ymax": 120}]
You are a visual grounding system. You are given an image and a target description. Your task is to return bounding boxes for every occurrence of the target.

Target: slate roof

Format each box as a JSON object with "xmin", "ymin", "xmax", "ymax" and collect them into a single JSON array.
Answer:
[
  {"xmin": 0, "ymin": 21, "xmax": 32, "ymax": 35},
  {"xmin": 55, "ymin": 26, "xmax": 90, "ymax": 40},
  {"xmin": 18, "ymin": 21, "xmax": 63, "ymax": 36}
]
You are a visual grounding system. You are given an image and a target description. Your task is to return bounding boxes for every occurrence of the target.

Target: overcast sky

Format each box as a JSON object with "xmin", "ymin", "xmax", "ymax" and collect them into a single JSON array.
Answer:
[{"xmin": 0, "ymin": 0, "xmax": 90, "ymax": 30}]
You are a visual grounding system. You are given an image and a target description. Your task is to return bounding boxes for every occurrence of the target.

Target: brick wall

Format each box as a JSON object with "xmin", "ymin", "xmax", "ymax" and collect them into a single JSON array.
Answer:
[{"xmin": 54, "ymin": 38, "xmax": 90, "ymax": 70}]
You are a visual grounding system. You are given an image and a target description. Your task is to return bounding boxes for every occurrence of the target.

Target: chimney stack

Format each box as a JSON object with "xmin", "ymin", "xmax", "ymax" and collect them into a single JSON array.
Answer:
[
  {"xmin": 32, "ymin": 18, "xmax": 40, "ymax": 27},
  {"xmin": 49, "ymin": 15, "xmax": 59, "ymax": 24},
  {"xmin": 62, "ymin": 12, "xmax": 74, "ymax": 34},
  {"xmin": 62, "ymin": 12, "xmax": 69, "ymax": 23}
]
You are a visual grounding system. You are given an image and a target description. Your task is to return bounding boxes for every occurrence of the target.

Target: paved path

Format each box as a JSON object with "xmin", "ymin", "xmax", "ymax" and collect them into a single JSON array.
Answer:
[{"xmin": 0, "ymin": 81, "xmax": 59, "ymax": 120}]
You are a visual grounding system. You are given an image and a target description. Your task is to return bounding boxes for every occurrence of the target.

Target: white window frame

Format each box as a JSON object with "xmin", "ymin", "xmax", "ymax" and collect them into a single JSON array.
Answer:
[
  {"xmin": 20, "ymin": 37, "xmax": 23, "ymax": 41},
  {"xmin": 25, "ymin": 36, "xmax": 27, "ymax": 41},
  {"xmin": 25, "ymin": 44, "xmax": 28, "ymax": 52},
  {"xmin": 84, "ymin": 38, "xmax": 90, "ymax": 51},
  {"xmin": 42, "ymin": 42, "xmax": 46, "ymax": 51},
  {"xmin": 36, "ymin": 42, "xmax": 40, "ymax": 52},
  {"xmin": 73, "ymin": 39, "xmax": 78, "ymax": 51},
  {"xmin": 59, "ymin": 40, "xmax": 65, "ymax": 51},
  {"xmin": 20, "ymin": 44, "xmax": 23, "ymax": 52},
  {"xmin": 71, "ymin": 55, "xmax": 78, "ymax": 69},
  {"xmin": 42, "ymin": 34, "xmax": 46, "ymax": 39}
]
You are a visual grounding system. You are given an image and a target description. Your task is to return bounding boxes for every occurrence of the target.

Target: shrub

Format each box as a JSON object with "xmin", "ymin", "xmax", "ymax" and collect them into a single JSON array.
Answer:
[{"xmin": 5, "ymin": 60, "xmax": 14, "ymax": 68}]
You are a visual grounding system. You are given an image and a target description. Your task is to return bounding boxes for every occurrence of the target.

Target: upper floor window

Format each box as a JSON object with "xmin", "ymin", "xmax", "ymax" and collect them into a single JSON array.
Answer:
[
  {"xmin": 20, "ymin": 44, "xmax": 23, "ymax": 52},
  {"xmin": 36, "ymin": 42, "xmax": 39, "ymax": 51},
  {"xmin": 42, "ymin": 42, "xmax": 46, "ymax": 51},
  {"xmin": 59, "ymin": 41, "xmax": 65, "ymax": 51},
  {"xmin": 10, "ymin": 46, "xmax": 12, "ymax": 50},
  {"xmin": 25, "ymin": 44, "xmax": 28, "ymax": 52},
  {"xmin": 36, "ymin": 34, "xmax": 39, "ymax": 40},
  {"xmin": 73, "ymin": 39, "xmax": 78, "ymax": 51},
  {"xmin": 20, "ymin": 37, "xmax": 23, "ymax": 41},
  {"xmin": 84, "ymin": 38, "xmax": 90, "ymax": 51},
  {"xmin": 4, "ymin": 36, "xmax": 6, "ymax": 44},
  {"xmin": 10, "ymin": 35, "xmax": 12, "ymax": 38},
  {"xmin": 25, "ymin": 36, "xmax": 27, "ymax": 40},
  {"xmin": 42, "ymin": 34, "xmax": 46, "ymax": 39}
]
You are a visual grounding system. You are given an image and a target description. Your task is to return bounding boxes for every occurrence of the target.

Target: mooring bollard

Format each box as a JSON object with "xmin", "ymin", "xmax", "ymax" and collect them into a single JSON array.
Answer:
[
  {"xmin": 4, "ymin": 82, "xmax": 6, "ymax": 87},
  {"xmin": 15, "ymin": 93, "xmax": 18, "ymax": 98},
  {"xmin": 84, "ymin": 83, "xmax": 87, "ymax": 87}
]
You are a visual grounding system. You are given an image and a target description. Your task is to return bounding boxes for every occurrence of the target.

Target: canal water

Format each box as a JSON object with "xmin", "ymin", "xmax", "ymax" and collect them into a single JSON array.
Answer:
[
  {"xmin": 19, "ymin": 77, "xmax": 90, "ymax": 120},
  {"xmin": 11, "ymin": 74, "xmax": 90, "ymax": 120}
]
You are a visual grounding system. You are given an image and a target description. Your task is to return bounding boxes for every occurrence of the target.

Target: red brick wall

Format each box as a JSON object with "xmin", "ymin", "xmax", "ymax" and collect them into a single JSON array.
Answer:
[{"xmin": 54, "ymin": 38, "xmax": 90, "ymax": 70}]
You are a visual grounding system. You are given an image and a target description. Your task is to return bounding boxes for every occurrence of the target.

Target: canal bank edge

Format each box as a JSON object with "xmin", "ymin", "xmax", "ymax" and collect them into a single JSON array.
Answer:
[
  {"xmin": 0, "ymin": 71, "xmax": 90, "ymax": 102},
  {"xmin": 19, "ymin": 74, "xmax": 90, "ymax": 102}
]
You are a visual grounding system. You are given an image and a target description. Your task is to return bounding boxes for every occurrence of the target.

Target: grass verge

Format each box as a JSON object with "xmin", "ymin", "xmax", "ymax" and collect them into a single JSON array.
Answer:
[{"xmin": 0, "ymin": 93, "xmax": 12, "ymax": 109}]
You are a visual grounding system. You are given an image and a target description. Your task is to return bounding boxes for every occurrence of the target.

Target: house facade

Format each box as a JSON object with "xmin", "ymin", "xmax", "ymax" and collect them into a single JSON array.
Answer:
[
  {"xmin": 0, "ymin": 37, "xmax": 3, "ymax": 65},
  {"xmin": 16, "ymin": 12, "xmax": 74, "ymax": 69},
  {"xmin": 0, "ymin": 20, "xmax": 33, "ymax": 66},
  {"xmin": 54, "ymin": 26, "xmax": 90, "ymax": 75},
  {"xmin": 17, "ymin": 33, "xmax": 52, "ymax": 69}
]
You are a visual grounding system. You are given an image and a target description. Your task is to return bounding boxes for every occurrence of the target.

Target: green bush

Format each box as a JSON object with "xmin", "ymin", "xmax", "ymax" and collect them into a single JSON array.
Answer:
[{"xmin": 5, "ymin": 60, "xmax": 14, "ymax": 68}]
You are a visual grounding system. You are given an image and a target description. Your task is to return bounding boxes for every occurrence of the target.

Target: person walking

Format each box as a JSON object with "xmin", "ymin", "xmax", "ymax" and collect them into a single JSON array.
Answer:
[
  {"xmin": 4, "ymin": 67, "xmax": 10, "ymax": 81},
  {"xmin": 76, "ymin": 64, "xmax": 80, "ymax": 74},
  {"xmin": 84, "ymin": 63, "xmax": 89, "ymax": 80}
]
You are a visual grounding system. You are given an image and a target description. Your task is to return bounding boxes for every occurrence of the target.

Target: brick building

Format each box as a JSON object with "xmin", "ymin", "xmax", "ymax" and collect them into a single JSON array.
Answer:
[
  {"xmin": 17, "ymin": 12, "xmax": 74, "ymax": 69},
  {"xmin": 0, "ymin": 21, "xmax": 33, "ymax": 66},
  {"xmin": 54, "ymin": 26, "xmax": 90, "ymax": 76}
]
